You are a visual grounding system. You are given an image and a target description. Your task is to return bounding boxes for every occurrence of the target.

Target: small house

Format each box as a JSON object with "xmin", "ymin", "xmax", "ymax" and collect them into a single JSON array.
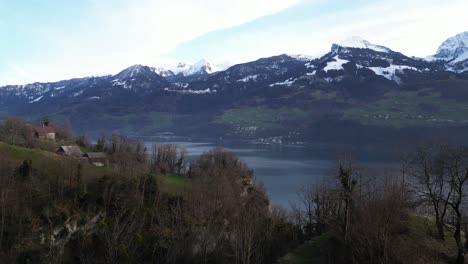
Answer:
[
  {"xmin": 83, "ymin": 152, "xmax": 107, "ymax": 167},
  {"xmin": 57, "ymin": 146, "xmax": 84, "ymax": 158},
  {"xmin": 33, "ymin": 122, "xmax": 55, "ymax": 140}
]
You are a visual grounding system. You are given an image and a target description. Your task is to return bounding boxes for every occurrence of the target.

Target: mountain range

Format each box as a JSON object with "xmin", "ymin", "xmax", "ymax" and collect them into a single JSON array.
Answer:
[{"xmin": 1, "ymin": 31, "xmax": 468, "ymax": 146}]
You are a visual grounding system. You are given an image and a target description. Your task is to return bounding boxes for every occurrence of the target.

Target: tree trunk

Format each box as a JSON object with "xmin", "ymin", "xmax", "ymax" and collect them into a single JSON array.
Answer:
[
  {"xmin": 456, "ymin": 231, "xmax": 465, "ymax": 264},
  {"xmin": 435, "ymin": 217, "xmax": 445, "ymax": 240},
  {"xmin": 0, "ymin": 191, "xmax": 5, "ymax": 249},
  {"xmin": 465, "ymin": 225, "xmax": 468, "ymax": 250},
  {"xmin": 344, "ymin": 197, "xmax": 350, "ymax": 242},
  {"xmin": 454, "ymin": 210, "xmax": 465, "ymax": 264}
]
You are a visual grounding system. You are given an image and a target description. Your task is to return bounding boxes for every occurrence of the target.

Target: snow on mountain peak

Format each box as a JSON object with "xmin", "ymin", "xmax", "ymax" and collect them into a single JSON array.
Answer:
[
  {"xmin": 185, "ymin": 59, "xmax": 214, "ymax": 76},
  {"xmin": 425, "ymin": 31, "xmax": 468, "ymax": 73},
  {"xmin": 287, "ymin": 54, "xmax": 315, "ymax": 61},
  {"xmin": 427, "ymin": 31, "xmax": 468, "ymax": 63},
  {"xmin": 116, "ymin": 64, "xmax": 148, "ymax": 79},
  {"xmin": 153, "ymin": 67, "xmax": 174, "ymax": 77},
  {"xmin": 168, "ymin": 59, "xmax": 222, "ymax": 76},
  {"xmin": 337, "ymin": 36, "xmax": 391, "ymax": 53}
]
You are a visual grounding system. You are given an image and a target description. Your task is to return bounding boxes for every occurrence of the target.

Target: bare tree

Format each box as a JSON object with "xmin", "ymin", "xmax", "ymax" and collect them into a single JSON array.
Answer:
[
  {"xmin": 337, "ymin": 161, "xmax": 357, "ymax": 242},
  {"xmin": 295, "ymin": 184, "xmax": 315, "ymax": 237},
  {"xmin": 442, "ymin": 145, "xmax": 468, "ymax": 264},
  {"xmin": 406, "ymin": 144, "xmax": 453, "ymax": 240},
  {"xmin": 1, "ymin": 116, "xmax": 28, "ymax": 146},
  {"xmin": 151, "ymin": 144, "xmax": 186, "ymax": 174},
  {"xmin": 176, "ymin": 147, "xmax": 187, "ymax": 175},
  {"xmin": 348, "ymin": 173, "xmax": 408, "ymax": 263},
  {"xmin": 0, "ymin": 157, "xmax": 15, "ymax": 250}
]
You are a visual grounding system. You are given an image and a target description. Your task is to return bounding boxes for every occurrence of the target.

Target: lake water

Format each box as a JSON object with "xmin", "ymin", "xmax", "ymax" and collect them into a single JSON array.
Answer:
[{"xmin": 143, "ymin": 138, "xmax": 401, "ymax": 207}]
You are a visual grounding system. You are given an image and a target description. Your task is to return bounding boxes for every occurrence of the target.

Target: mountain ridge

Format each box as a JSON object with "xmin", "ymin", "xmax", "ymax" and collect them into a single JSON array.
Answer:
[
  {"xmin": 3, "ymin": 32, "xmax": 467, "ymax": 88},
  {"xmin": 426, "ymin": 31, "xmax": 468, "ymax": 72},
  {"xmin": 1, "ymin": 32, "xmax": 468, "ymax": 145}
]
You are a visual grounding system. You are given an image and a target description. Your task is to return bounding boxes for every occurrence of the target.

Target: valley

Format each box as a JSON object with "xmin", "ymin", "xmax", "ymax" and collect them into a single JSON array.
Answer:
[
  {"xmin": 2, "ymin": 1, "xmax": 468, "ymax": 263},
  {"xmin": 1, "ymin": 32, "xmax": 468, "ymax": 147}
]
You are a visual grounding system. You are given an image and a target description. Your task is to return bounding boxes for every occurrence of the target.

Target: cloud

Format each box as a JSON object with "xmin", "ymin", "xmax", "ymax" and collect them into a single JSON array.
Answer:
[
  {"xmin": 168, "ymin": 0, "xmax": 468, "ymax": 64},
  {"xmin": 1, "ymin": 0, "xmax": 301, "ymax": 85},
  {"xmin": 1, "ymin": 0, "xmax": 467, "ymax": 86}
]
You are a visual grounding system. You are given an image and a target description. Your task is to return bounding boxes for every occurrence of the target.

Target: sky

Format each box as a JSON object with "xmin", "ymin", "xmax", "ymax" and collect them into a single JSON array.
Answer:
[{"xmin": 0, "ymin": 0, "xmax": 467, "ymax": 86}]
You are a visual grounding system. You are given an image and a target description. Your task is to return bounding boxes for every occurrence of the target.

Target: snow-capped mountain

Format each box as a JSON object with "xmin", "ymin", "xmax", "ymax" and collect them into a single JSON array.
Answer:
[
  {"xmin": 112, "ymin": 64, "xmax": 169, "ymax": 91},
  {"xmin": 153, "ymin": 67, "xmax": 175, "ymax": 77},
  {"xmin": 426, "ymin": 31, "xmax": 468, "ymax": 72},
  {"xmin": 0, "ymin": 36, "xmax": 448, "ymax": 107},
  {"xmin": 183, "ymin": 59, "xmax": 218, "ymax": 76},
  {"xmin": 337, "ymin": 36, "xmax": 392, "ymax": 53},
  {"xmin": 155, "ymin": 59, "xmax": 224, "ymax": 78},
  {"xmin": 306, "ymin": 38, "xmax": 439, "ymax": 84},
  {"xmin": 1, "ymin": 32, "xmax": 467, "ymax": 143},
  {"xmin": 286, "ymin": 54, "xmax": 316, "ymax": 62}
]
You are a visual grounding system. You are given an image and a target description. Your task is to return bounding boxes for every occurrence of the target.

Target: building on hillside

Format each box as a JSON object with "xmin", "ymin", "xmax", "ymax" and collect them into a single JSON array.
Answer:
[
  {"xmin": 33, "ymin": 122, "xmax": 55, "ymax": 140},
  {"xmin": 83, "ymin": 152, "xmax": 107, "ymax": 167},
  {"xmin": 56, "ymin": 145, "xmax": 84, "ymax": 158}
]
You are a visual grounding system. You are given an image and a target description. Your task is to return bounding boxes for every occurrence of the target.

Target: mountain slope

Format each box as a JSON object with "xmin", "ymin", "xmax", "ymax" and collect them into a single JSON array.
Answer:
[
  {"xmin": 338, "ymin": 36, "xmax": 393, "ymax": 53},
  {"xmin": 1, "ymin": 34, "xmax": 468, "ymax": 144},
  {"xmin": 426, "ymin": 31, "xmax": 468, "ymax": 72}
]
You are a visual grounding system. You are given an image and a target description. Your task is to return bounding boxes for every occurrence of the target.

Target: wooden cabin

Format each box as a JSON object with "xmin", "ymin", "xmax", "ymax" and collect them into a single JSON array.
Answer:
[
  {"xmin": 83, "ymin": 152, "xmax": 107, "ymax": 167},
  {"xmin": 33, "ymin": 122, "xmax": 55, "ymax": 140},
  {"xmin": 57, "ymin": 146, "xmax": 84, "ymax": 158}
]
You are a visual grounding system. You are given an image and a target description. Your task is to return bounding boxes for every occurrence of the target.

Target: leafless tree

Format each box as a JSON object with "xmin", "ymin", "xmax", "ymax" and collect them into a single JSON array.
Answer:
[
  {"xmin": 441, "ymin": 145, "xmax": 468, "ymax": 264},
  {"xmin": 151, "ymin": 144, "xmax": 188, "ymax": 175},
  {"xmin": 336, "ymin": 160, "xmax": 358, "ymax": 242},
  {"xmin": 406, "ymin": 144, "xmax": 453, "ymax": 240}
]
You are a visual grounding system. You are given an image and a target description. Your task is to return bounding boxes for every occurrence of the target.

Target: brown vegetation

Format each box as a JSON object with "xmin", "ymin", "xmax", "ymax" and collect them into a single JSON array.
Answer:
[{"xmin": 0, "ymin": 116, "xmax": 303, "ymax": 264}]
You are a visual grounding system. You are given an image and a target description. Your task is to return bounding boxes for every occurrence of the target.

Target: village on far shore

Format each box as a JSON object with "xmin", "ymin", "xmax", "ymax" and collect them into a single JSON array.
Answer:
[{"xmin": 32, "ymin": 121, "xmax": 108, "ymax": 167}]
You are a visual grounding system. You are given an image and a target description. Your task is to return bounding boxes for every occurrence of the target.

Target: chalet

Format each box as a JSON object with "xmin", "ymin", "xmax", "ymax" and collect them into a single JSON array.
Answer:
[
  {"xmin": 33, "ymin": 122, "xmax": 55, "ymax": 140},
  {"xmin": 56, "ymin": 146, "xmax": 84, "ymax": 158},
  {"xmin": 83, "ymin": 152, "xmax": 107, "ymax": 167}
]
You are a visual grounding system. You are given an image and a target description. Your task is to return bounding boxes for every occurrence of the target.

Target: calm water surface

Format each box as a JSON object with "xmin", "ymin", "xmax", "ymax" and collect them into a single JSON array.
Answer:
[{"xmin": 143, "ymin": 139, "xmax": 401, "ymax": 207}]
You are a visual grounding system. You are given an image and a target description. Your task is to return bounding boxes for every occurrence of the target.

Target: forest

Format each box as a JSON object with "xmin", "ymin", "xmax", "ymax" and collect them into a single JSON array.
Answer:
[{"xmin": 1, "ymin": 116, "xmax": 468, "ymax": 264}]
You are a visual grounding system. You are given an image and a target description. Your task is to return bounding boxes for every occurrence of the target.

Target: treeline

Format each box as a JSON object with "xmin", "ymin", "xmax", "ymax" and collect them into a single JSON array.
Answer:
[
  {"xmin": 293, "ymin": 143, "xmax": 468, "ymax": 264},
  {"xmin": 0, "ymin": 116, "xmax": 304, "ymax": 263}
]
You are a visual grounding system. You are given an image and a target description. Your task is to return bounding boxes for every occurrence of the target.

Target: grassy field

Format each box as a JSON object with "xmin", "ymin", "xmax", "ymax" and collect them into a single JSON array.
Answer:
[
  {"xmin": 0, "ymin": 141, "xmax": 188, "ymax": 196},
  {"xmin": 157, "ymin": 173, "xmax": 191, "ymax": 195},
  {"xmin": 343, "ymin": 90, "xmax": 468, "ymax": 128},
  {"xmin": 0, "ymin": 141, "xmax": 60, "ymax": 162},
  {"xmin": 218, "ymin": 107, "xmax": 310, "ymax": 129}
]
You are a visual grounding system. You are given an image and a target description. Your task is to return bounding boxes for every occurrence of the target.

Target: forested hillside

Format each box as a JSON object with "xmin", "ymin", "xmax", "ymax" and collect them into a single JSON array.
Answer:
[
  {"xmin": 0, "ymin": 117, "xmax": 302, "ymax": 263},
  {"xmin": 2, "ymin": 117, "xmax": 468, "ymax": 263}
]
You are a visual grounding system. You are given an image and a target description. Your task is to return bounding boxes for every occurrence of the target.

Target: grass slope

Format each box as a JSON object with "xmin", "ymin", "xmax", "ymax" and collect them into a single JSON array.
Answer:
[
  {"xmin": 0, "ymin": 141, "xmax": 59, "ymax": 162},
  {"xmin": 158, "ymin": 173, "xmax": 191, "ymax": 195},
  {"xmin": 0, "ymin": 141, "xmax": 188, "ymax": 195},
  {"xmin": 343, "ymin": 90, "xmax": 468, "ymax": 128}
]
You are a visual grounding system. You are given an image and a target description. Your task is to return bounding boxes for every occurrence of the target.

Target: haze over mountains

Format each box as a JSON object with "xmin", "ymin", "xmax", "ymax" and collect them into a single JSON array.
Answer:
[{"xmin": 1, "ymin": 31, "xmax": 468, "ymax": 145}]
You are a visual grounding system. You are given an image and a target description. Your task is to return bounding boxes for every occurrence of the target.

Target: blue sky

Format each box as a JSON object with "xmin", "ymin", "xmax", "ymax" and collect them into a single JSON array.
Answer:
[{"xmin": 1, "ymin": 0, "xmax": 467, "ymax": 85}]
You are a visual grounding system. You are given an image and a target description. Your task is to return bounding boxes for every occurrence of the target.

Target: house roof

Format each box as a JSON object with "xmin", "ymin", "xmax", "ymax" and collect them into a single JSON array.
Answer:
[
  {"xmin": 57, "ymin": 146, "xmax": 83, "ymax": 157},
  {"xmin": 33, "ymin": 126, "xmax": 55, "ymax": 135},
  {"xmin": 84, "ymin": 152, "xmax": 107, "ymax": 159}
]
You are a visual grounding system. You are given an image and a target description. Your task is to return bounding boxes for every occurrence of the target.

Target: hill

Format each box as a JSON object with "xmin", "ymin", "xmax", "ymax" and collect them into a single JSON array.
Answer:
[
  {"xmin": 0, "ymin": 131, "xmax": 299, "ymax": 264},
  {"xmin": 1, "ymin": 32, "xmax": 468, "ymax": 145},
  {"xmin": 279, "ymin": 215, "xmax": 458, "ymax": 264}
]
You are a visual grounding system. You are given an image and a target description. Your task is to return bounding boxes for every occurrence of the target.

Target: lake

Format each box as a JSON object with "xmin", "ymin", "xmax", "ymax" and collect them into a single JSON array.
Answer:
[{"xmin": 143, "ymin": 138, "xmax": 402, "ymax": 207}]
